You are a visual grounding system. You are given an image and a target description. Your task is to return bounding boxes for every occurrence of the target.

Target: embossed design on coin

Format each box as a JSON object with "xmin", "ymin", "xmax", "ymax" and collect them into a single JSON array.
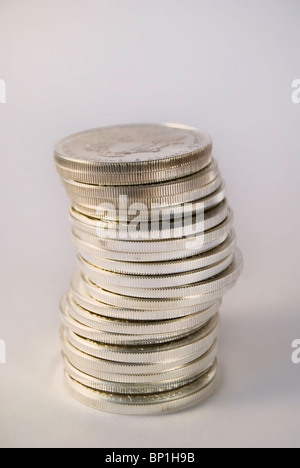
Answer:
[{"xmin": 56, "ymin": 124, "xmax": 211, "ymax": 163}]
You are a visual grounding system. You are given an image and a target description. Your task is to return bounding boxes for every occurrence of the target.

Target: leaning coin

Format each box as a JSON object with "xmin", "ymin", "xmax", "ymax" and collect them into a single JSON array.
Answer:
[
  {"xmin": 63, "ymin": 356, "xmax": 211, "ymax": 394},
  {"xmin": 61, "ymin": 159, "xmax": 218, "ymax": 199},
  {"xmin": 61, "ymin": 298, "xmax": 216, "ymax": 345},
  {"xmin": 65, "ymin": 294, "xmax": 220, "ymax": 335},
  {"xmin": 72, "ymin": 180, "xmax": 226, "ymax": 221},
  {"xmin": 71, "ymin": 209, "xmax": 234, "ymax": 255},
  {"xmin": 63, "ymin": 174, "xmax": 222, "ymax": 209},
  {"xmin": 61, "ymin": 340, "xmax": 218, "ymax": 381},
  {"xmin": 82, "ymin": 274, "xmax": 238, "ymax": 311},
  {"xmin": 63, "ymin": 341, "xmax": 218, "ymax": 385},
  {"xmin": 69, "ymin": 199, "xmax": 229, "ymax": 241},
  {"xmin": 93, "ymin": 250, "xmax": 242, "ymax": 299},
  {"xmin": 78, "ymin": 254, "xmax": 234, "ymax": 289},
  {"xmin": 69, "ymin": 274, "xmax": 221, "ymax": 319},
  {"xmin": 64, "ymin": 361, "xmax": 219, "ymax": 415},
  {"xmin": 62, "ymin": 314, "xmax": 218, "ymax": 363},
  {"xmin": 54, "ymin": 124, "xmax": 212, "ymax": 185},
  {"xmin": 72, "ymin": 229, "xmax": 231, "ymax": 263},
  {"xmin": 62, "ymin": 333, "xmax": 218, "ymax": 381},
  {"xmin": 79, "ymin": 230, "xmax": 236, "ymax": 275}
]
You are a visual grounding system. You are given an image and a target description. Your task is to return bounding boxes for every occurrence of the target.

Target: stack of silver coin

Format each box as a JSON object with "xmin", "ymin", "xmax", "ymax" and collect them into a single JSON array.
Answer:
[{"xmin": 54, "ymin": 124, "xmax": 243, "ymax": 415}]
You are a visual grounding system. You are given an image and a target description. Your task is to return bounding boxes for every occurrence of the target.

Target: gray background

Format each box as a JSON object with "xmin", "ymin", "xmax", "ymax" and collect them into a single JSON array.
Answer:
[{"xmin": 0, "ymin": 0, "xmax": 299, "ymax": 448}]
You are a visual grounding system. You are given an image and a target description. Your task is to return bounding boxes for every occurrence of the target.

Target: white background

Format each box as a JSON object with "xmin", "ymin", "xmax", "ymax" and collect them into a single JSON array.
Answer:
[{"xmin": 0, "ymin": 0, "xmax": 299, "ymax": 448}]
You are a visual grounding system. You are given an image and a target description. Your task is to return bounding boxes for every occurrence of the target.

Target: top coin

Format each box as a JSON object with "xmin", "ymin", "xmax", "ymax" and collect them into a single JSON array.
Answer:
[{"xmin": 54, "ymin": 124, "xmax": 212, "ymax": 185}]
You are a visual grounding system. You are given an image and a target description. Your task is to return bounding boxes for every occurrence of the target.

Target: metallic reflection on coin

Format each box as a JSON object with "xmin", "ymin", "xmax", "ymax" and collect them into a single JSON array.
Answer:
[
  {"xmin": 54, "ymin": 123, "xmax": 242, "ymax": 415},
  {"xmin": 55, "ymin": 124, "xmax": 212, "ymax": 185}
]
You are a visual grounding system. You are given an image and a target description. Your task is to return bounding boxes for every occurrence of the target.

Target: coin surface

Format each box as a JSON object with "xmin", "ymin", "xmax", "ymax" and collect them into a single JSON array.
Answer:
[{"xmin": 55, "ymin": 124, "xmax": 212, "ymax": 185}]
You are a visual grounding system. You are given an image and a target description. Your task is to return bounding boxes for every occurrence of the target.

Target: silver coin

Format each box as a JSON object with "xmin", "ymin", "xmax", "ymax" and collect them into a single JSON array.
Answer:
[
  {"xmin": 82, "ymin": 272, "xmax": 238, "ymax": 311},
  {"xmin": 61, "ymin": 159, "xmax": 219, "ymax": 200},
  {"xmin": 72, "ymin": 209, "xmax": 233, "ymax": 255},
  {"xmin": 63, "ymin": 356, "xmax": 212, "ymax": 394},
  {"xmin": 62, "ymin": 314, "xmax": 209, "ymax": 346},
  {"xmin": 79, "ymin": 230, "xmax": 236, "ymax": 275},
  {"xmin": 69, "ymin": 196, "xmax": 228, "ymax": 240},
  {"xmin": 72, "ymin": 180, "xmax": 226, "ymax": 221},
  {"xmin": 62, "ymin": 328, "xmax": 218, "ymax": 382},
  {"xmin": 63, "ymin": 175, "xmax": 223, "ymax": 210},
  {"xmin": 62, "ymin": 314, "xmax": 218, "ymax": 363},
  {"xmin": 69, "ymin": 199, "xmax": 229, "ymax": 242},
  {"xmin": 61, "ymin": 298, "xmax": 218, "ymax": 345},
  {"xmin": 69, "ymin": 275, "xmax": 221, "ymax": 319},
  {"xmin": 64, "ymin": 361, "xmax": 219, "ymax": 415},
  {"xmin": 65, "ymin": 293, "xmax": 220, "ymax": 335},
  {"xmin": 63, "ymin": 341, "xmax": 218, "ymax": 384},
  {"xmin": 55, "ymin": 124, "xmax": 212, "ymax": 186},
  {"xmin": 55, "ymin": 123, "xmax": 243, "ymax": 415},
  {"xmin": 61, "ymin": 331, "xmax": 217, "ymax": 376},
  {"xmin": 84, "ymin": 250, "xmax": 242, "ymax": 300},
  {"xmin": 79, "ymin": 253, "xmax": 234, "ymax": 290},
  {"xmin": 73, "ymin": 227, "xmax": 231, "ymax": 263}
]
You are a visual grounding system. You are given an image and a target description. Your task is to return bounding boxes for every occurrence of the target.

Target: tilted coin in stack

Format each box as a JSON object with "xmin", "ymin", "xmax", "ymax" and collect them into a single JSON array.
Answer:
[
  {"xmin": 54, "ymin": 124, "xmax": 213, "ymax": 185},
  {"xmin": 54, "ymin": 123, "xmax": 243, "ymax": 415}
]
